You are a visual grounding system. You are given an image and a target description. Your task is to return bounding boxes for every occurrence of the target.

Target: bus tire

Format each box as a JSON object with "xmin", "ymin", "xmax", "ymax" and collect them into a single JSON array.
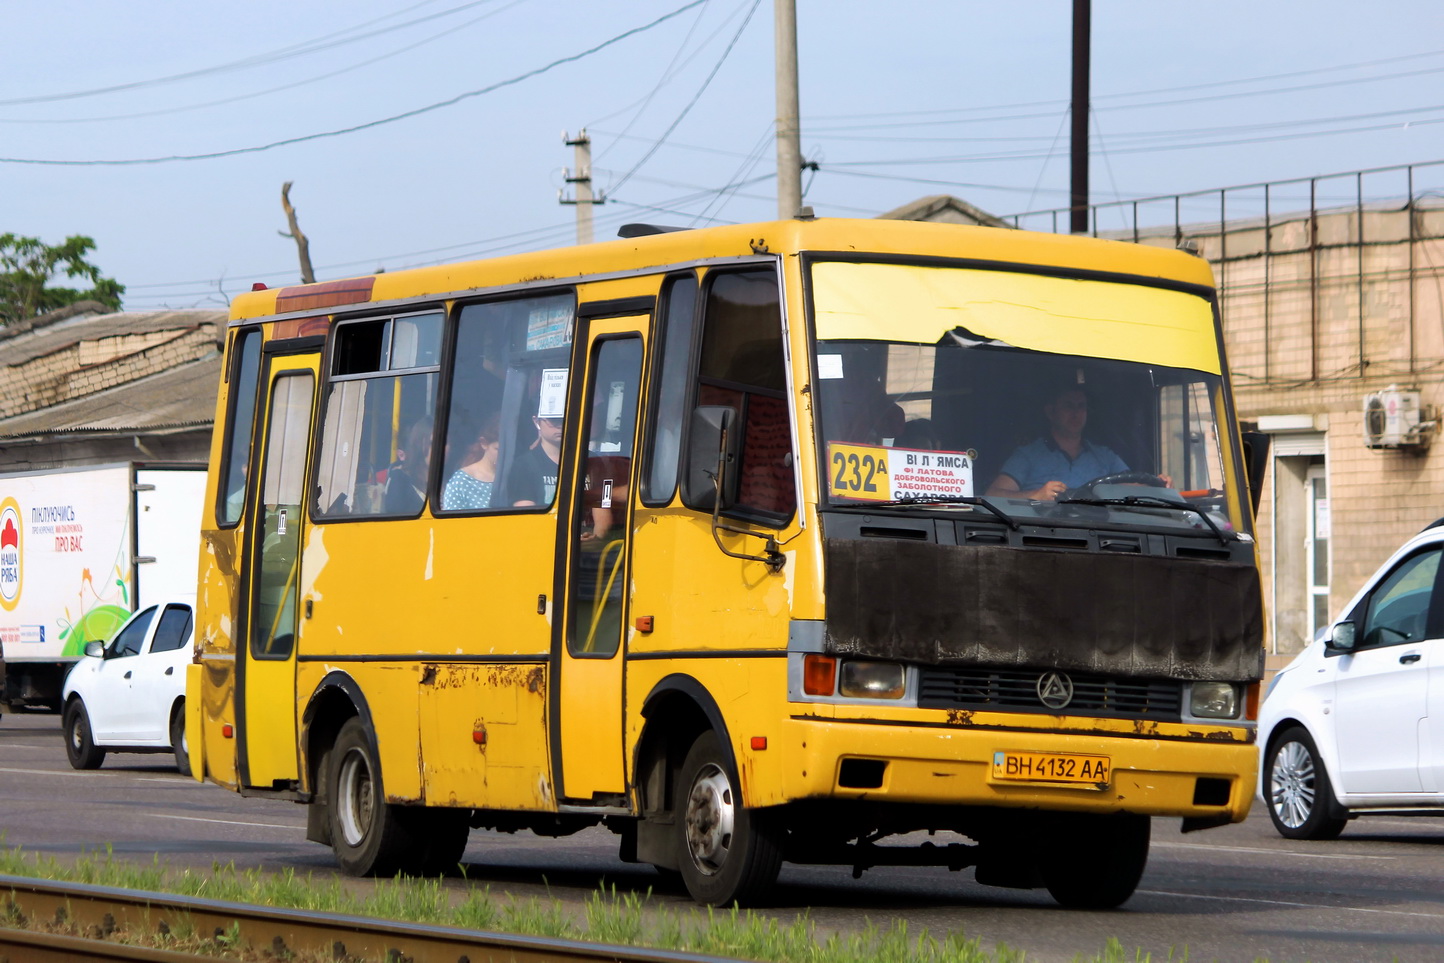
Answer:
[
  {"xmin": 328, "ymin": 718, "xmax": 413, "ymax": 876},
  {"xmin": 1039, "ymin": 812, "xmax": 1149, "ymax": 909},
  {"xmin": 1265, "ymin": 726, "xmax": 1347, "ymax": 841},
  {"xmin": 63, "ymin": 698, "xmax": 106, "ymax": 770},
  {"xmin": 170, "ymin": 704, "xmax": 190, "ymax": 776},
  {"xmin": 674, "ymin": 730, "xmax": 781, "ymax": 906}
]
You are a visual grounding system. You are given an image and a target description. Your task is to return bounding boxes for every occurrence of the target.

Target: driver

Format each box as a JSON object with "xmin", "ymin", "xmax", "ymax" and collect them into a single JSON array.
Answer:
[{"xmin": 986, "ymin": 384, "xmax": 1165, "ymax": 501}]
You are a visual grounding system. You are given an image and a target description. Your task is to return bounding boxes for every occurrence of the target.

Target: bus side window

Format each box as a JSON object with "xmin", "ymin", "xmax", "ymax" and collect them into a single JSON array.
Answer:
[
  {"xmin": 218, "ymin": 328, "xmax": 262, "ymax": 526},
  {"xmin": 684, "ymin": 268, "xmax": 796, "ymax": 522},
  {"xmin": 439, "ymin": 292, "xmax": 575, "ymax": 513},
  {"xmin": 313, "ymin": 312, "xmax": 442, "ymax": 519},
  {"xmin": 640, "ymin": 273, "xmax": 698, "ymax": 505}
]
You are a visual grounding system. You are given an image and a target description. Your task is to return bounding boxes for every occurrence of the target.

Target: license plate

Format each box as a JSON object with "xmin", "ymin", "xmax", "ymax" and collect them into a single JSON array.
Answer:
[{"xmin": 992, "ymin": 750, "xmax": 1111, "ymax": 786}]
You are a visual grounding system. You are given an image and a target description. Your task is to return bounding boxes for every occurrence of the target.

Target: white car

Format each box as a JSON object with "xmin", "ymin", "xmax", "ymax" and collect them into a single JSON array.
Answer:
[
  {"xmin": 61, "ymin": 600, "xmax": 194, "ymax": 774},
  {"xmin": 1259, "ymin": 520, "xmax": 1444, "ymax": 838}
]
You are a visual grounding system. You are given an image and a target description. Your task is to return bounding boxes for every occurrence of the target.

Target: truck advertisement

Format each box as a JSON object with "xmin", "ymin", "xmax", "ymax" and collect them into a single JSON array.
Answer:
[{"xmin": 0, "ymin": 464, "xmax": 204, "ymax": 712}]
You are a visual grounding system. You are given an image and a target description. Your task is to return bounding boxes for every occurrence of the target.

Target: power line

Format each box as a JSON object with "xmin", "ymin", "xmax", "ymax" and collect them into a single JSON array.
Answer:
[
  {"xmin": 0, "ymin": 0, "xmax": 530, "ymax": 126},
  {"xmin": 606, "ymin": 0, "xmax": 761, "ymax": 196},
  {"xmin": 805, "ymin": 47, "xmax": 1444, "ymax": 123},
  {"xmin": 0, "ymin": 0, "xmax": 495, "ymax": 107},
  {"xmin": 0, "ymin": 0, "xmax": 706, "ymax": 166}
]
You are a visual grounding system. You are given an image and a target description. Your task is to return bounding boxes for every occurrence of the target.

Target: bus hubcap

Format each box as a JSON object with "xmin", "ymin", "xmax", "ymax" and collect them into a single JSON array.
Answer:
[
  {"xmin": 684, "ymin": 763, "xmax": 735, "ymax": 876},
  {"xmin": 337, "ymin": 750, "xmax": 375, "ymax": 847}
]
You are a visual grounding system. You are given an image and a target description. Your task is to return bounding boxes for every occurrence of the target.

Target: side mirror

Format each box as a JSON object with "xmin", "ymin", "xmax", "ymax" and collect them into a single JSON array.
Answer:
[
  {"xmin": 84, "ymin": 641, "xmax": 104, "ymax": 658},
  {"xmin": 682, "ymin": 406, "xmax": 739, "ymax": 511},
  {"xmin": 1328, "ymin": 621, "xmax": 1357, "ymax": 652},
  {"xmin": 1240, "ymin": 431, "xmax": 1271, "ymax": 517}
]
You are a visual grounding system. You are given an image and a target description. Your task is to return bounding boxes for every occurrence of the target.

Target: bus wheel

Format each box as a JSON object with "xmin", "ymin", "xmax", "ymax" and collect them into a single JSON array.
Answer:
[
  {"xmin": 63, "ymin": 698, "xmax": 106, "ymax": 770},
  {"xmin": 674, "ymin": 731, "xmax": 781, "ymax": 906},
  {"xmin": 1039, "ymin": 812, "xmax": 1149, "ymax": 909},
  {"xmin": 328, "ymin": 718, "xmax": 412, "ymax": 876}
]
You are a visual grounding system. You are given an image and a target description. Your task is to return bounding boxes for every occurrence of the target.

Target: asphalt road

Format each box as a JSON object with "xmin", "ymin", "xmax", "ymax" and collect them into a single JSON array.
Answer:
[{"xmin": 3, "ymin": 709, "xmax": 1442, "ymax": 963}]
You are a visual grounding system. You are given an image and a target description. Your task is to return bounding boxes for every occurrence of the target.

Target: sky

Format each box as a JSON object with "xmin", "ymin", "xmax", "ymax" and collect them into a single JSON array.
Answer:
[{"xmin": 4, "ymin": 1, "xmax": 1443, "ymax": 312}]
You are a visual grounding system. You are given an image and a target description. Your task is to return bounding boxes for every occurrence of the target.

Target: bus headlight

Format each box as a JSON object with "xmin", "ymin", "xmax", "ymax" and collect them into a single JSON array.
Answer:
[
  {"xmin": 839, "ymin": 660, "xmax": 905, "ymax": 699},
  {"xmin": 1189, "ymin": 681, "xmax": 1240, "ymax": 719}
]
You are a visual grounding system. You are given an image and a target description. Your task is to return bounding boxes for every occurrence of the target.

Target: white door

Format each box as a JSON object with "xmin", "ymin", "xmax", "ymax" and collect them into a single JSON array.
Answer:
[
  {"xmin": 127, "ymin": 603, "xmax": 193, "ymax": 742},
  {"xmin": 88, "ymin": 606, "xmax": 157, "ymax": 740},
  {"xmin": 1334, "ymin": 548, "xmax": 1440, "ymax": 794}
]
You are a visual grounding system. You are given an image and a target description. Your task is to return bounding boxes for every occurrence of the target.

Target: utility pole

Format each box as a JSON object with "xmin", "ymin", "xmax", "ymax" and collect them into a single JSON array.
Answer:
[
  {"xmin": 1069, "ymin": 0, "xmax": 1091, "ymax": 235},
  {"xmin": 774, "ymin": 0, "xmax": 803, "ymax": 219},
  {"xmin": 559, "ymin": 129, "xmax": 604, "ymax": 245}
]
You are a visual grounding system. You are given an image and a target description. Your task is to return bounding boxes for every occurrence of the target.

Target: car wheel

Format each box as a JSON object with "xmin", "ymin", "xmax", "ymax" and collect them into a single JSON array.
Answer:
[
  {"xmin": 1039, "ymin": 812, "xmax": 1150, "ymax": 909},
  {"xmin": 1266, "ymin": 726, "xmax": 1348, "ymax": 840},
  {"xmin": 673, "ymin": 730, "xmax": 782, "ymax": 906},
  {"xmin": 63, "ymin": 699, "xmax": 106, "ymax": 770},
  {"xmin": 170, "ymin": 706, "xmax": 190, "ymax": 776},
  {"xmin": 327, "ymin": 718, "xmax": 416, "ymax": 876}
]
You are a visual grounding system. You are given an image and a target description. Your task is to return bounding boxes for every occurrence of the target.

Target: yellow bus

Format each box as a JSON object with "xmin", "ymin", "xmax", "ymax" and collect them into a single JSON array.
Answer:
[{"xmin": 188, "ymin": 216, "xmax": 1263, "ymax": 908}]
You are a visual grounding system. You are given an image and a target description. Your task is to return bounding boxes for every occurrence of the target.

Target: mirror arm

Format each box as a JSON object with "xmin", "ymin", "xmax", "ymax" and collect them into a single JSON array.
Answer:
[{"xmin": 708, "ymin": 423, "xmax": 785, "ymax": 573}]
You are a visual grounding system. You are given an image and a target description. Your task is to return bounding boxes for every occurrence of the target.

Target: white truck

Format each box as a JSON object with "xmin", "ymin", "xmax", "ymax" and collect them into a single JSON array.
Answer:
[{"xmin": 0, "ymin": 464, "xmax": 205, "ymax": 715}]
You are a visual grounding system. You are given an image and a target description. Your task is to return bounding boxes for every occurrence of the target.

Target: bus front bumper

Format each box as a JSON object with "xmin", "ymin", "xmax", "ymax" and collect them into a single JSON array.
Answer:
[{"xmin": 764, "ymin": 713, "xmax": 1257, "ymax": 824}]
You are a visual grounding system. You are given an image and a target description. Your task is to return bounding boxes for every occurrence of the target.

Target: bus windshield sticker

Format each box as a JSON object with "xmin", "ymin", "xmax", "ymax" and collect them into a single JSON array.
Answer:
[
  {"xmin": 816, "ymin": 354, "xmax": 844, "ymax": 379},
  {"xmin": 527, "ymin": 303, "xmax": 573, "ymax": 351},
  {"xmin": 827, "ymin": 442, "xmax": 974, "ymax": 503},
  {"xmin": 538, "ymin": 369, "xmax": 568, "ymax": 418}
]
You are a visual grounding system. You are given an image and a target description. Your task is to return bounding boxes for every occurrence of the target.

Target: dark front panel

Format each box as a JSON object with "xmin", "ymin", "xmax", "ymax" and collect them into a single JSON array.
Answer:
[{"xmin": 824, "ymin": 538, "xmax": 1263, "ymax": 681}]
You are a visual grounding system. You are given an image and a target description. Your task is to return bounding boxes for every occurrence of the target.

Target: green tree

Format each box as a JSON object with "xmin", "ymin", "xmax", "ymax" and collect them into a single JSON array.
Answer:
[{"xmin": 0, "ymin": 233, "xmax": 125, "ymax": 325}]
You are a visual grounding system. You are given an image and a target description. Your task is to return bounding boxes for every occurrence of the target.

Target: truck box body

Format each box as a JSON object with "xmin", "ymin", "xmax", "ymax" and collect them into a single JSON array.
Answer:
[{"xmin": 0, "ymin": 464, "xmax": 204, "ymax": 711}]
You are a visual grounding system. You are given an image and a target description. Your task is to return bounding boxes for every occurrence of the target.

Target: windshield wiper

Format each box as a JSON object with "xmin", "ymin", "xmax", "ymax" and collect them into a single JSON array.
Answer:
[
  {"xmin": 1054, "ymin": 494, "xmax": 1232, "ymax": 546},
  {"xmin": 851, "ymin": 495, "xmax": 1020, "ymax": 530}
]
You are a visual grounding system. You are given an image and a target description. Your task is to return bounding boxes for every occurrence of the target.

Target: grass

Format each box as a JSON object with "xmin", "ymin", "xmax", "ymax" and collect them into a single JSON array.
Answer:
[{"xmin": 0, "ymin": 842, "xmax": 1248, "ymax": 963}]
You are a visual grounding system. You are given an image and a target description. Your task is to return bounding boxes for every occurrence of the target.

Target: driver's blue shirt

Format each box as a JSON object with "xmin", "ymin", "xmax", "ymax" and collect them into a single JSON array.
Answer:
[{"xmin": 996, "ymin": 437, "xmax": 1128, "ymax": 493}]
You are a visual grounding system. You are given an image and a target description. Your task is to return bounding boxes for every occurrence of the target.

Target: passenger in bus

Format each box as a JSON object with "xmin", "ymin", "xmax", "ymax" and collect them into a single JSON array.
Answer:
[
  {"xmin": 442, "ymin": 414, "xmax": 500, "ymax": 510},
  {"xmin": 510, "ymin": 414, "xmax": 563, "ymax": 507},
  {"xmin": 383, "ymin": 417, "xmax": 432, "ymax": 514},
  {"xmin": 986, "ymin": 385, "xmax": 1165, "ymax": 501}
]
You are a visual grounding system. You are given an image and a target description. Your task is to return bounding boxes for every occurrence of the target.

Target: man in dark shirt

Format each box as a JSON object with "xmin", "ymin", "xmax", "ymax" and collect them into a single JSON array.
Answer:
[{"xmin": 510, "ymin": 415, "xmax": 562, "ymax": 506}]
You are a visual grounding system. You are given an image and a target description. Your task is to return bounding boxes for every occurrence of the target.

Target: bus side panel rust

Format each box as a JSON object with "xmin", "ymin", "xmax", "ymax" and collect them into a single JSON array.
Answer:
[
  {"xmin": 417, "ymin": 662, "xmax": 552, "ymax": 810},
  {"xmin": 823, "ymin": 539, "xmax": 1262, "ymax": 681}
]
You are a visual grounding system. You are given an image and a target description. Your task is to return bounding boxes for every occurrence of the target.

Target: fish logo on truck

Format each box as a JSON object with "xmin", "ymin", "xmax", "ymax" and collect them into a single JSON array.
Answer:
[{"xmin": 0, "ymin": 498, "xmax": 21, "ymax": 611}]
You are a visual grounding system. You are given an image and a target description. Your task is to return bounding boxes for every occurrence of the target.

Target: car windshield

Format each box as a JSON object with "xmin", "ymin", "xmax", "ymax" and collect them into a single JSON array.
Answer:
[{"xmin": 809, "ymin": 261, "xmax": 1248, "ymax": 538}]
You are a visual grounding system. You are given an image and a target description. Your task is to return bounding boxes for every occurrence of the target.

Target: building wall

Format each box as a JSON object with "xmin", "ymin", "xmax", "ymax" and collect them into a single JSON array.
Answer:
[
  {"xmin": 1174, "ymin": 205, "xmax": 1444, "ymax": 653},
  {"xmin": 0, "ymin": 325, "xmax": 218, "ymax": 419}
]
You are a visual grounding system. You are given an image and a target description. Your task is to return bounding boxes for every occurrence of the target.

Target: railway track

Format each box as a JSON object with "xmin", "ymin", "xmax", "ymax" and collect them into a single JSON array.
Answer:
[{"xmin": 0, "ymin": 873, "xmax": 729, "ymax": 963}]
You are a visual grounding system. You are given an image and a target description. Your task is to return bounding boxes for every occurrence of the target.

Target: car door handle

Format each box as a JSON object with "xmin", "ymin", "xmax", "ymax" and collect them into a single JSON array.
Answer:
[
  {"xmin": 124, "ymin": 670, "xmax": 132, "ymax": 679},
  {"xmin": 1400, "ymin": 653, "xmax": 1422, "ymax": 664},
  {"xmin": 165, "ymin": 667, "xmax": 174, "ymax": 675}
]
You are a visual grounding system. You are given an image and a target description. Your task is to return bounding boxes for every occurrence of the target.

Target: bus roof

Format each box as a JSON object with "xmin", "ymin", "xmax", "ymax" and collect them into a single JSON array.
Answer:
[{"xmin": 228, "ymin": 217, "xmax": 1216, "ymax": 323}]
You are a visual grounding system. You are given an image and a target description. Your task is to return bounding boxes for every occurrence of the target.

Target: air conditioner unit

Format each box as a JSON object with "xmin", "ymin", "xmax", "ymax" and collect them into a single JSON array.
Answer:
[{"xmin": 1363, "ymin": 386, "xmax": 1435, "ymax": 450}]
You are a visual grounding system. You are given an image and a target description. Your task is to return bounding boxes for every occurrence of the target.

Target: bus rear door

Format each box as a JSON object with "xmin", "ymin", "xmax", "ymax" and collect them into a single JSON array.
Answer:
[
  {"xmin": 239, "ymin": 350, "xmax": 318, "ymax": 790},
  {"xmin": 555, "ymin": 316, "xmax": 647, "ymax": 803}
]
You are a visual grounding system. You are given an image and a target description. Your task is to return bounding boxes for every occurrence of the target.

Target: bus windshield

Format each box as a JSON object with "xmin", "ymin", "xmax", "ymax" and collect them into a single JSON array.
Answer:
[{"xmin": 810, "ymin": 260, "xmax": 1245, "ymax": 538}]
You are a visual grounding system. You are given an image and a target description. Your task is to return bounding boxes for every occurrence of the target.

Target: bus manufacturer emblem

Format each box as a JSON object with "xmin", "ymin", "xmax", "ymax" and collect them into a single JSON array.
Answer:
[{"xmin": 1037, "ymin": 671, "xmax": 1074, "ymax": 710}]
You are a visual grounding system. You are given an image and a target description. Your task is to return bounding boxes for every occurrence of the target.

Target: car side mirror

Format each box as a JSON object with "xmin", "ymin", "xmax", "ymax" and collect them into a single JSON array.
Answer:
[
  {"xmin": 84, "ymin": 641, "xmax": 104, "ymax": 658},
  {"xmin": 1328, "ymin": 621, "xmax": 1357, "ymax": 652},
  {"xmin": 682, "ymin": 406, "xmax": 739, "ymax": 511}
]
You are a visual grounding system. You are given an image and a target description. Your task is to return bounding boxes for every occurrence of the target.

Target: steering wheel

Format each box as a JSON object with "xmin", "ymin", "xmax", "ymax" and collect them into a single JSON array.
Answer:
[{"xmin": 1060, "ymin": 471, "xmax": 1168, "ymax": 501}]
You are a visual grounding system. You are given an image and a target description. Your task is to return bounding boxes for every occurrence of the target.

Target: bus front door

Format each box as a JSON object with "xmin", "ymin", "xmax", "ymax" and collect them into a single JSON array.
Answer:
[
  {"xmin": 238, "ymin": 352, "xmax": 318, "ymax": 790},
  {"xmin": 556, "ymin": 320, "xmax": 646, "ymax": 802}
]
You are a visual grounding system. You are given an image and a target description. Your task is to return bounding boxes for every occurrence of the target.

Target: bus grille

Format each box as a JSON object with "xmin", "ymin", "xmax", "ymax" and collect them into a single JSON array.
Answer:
[{"xmin": 917, "ymin": 667, "xmax": 1182, "ymax": 720}]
